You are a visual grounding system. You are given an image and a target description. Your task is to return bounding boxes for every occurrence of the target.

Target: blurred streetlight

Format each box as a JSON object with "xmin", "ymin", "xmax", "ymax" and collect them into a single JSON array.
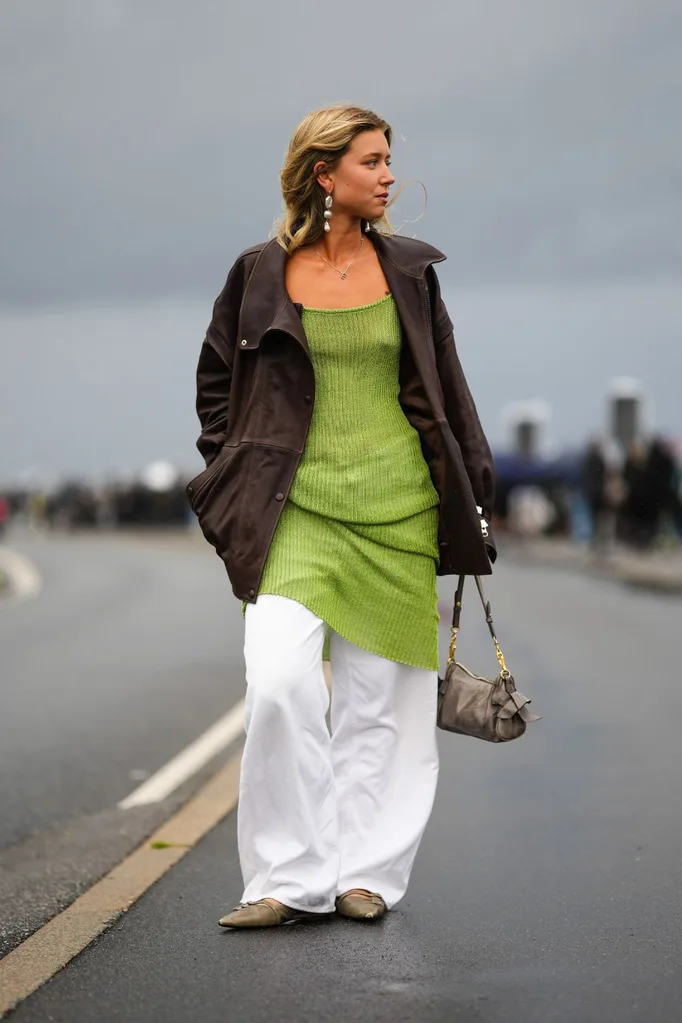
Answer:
[
  {"xmin": 502, "ymin": 400, "xmax": 551, "ymax": 458},
  {"xmin": 607, "ymin": 377, "xmax": 647, "ymax": 452}
]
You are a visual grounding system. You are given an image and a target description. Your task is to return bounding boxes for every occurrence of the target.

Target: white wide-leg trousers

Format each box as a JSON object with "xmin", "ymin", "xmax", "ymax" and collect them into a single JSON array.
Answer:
[{"xmin": 238, "ymin": 594, "xmax": 439, "ymax": 912}]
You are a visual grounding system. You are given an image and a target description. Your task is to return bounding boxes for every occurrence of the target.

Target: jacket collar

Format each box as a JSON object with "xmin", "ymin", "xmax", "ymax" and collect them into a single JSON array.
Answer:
[
  {"xmin": 370, "ymin": 231, "xmax": 446, "ymax": 277},
  {"xmin": 238, "ymin": 231, "xmax": 446, "ymax": 351}
]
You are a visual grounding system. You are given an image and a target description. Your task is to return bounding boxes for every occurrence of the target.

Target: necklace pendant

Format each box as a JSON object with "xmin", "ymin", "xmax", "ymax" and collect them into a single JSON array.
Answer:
[{"xmin": 340, "ymin": 271, "xmax": 347, "ymax": 280}]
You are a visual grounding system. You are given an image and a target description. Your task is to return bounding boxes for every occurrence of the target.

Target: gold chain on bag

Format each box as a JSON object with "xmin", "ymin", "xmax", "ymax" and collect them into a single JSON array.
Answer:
[{"xmin": 447, "ymin": 578, "xmax": 509, "ymax": 677}]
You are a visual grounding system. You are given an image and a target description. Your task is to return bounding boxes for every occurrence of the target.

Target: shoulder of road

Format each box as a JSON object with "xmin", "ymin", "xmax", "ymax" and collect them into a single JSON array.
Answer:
[{"xmin": 502, "ymin": 538, "xmax": 682, "ymax": 595}]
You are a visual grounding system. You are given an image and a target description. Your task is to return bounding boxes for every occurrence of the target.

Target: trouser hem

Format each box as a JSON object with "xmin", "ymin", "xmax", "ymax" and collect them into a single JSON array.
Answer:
[{"xmin": 240, "ymin": 891, "xmax": 336, "ymax": 915}]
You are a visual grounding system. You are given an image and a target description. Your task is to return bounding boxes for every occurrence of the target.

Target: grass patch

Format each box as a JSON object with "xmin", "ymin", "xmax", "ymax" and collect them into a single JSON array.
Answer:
[{"xmin": 149, "ymin": 840, "xmax": 191, "ymax": 850}]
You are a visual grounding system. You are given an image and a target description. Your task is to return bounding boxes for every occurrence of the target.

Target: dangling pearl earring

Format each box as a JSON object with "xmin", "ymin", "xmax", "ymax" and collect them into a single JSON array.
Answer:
[
  {"xmin": 365, "ymin": 220, "xmax": 371, "ymax": 233},
  {"xmin": 324, "ymin": 194, "xmax": 333, "ymax": 233}
]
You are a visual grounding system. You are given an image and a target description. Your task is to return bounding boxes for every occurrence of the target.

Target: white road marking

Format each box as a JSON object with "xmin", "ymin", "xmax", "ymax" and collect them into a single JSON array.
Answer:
[
  {"xmin": 118, "ymin": 699, "xmax": 246, "ymax": 809},
  {"xmin": 0, "ymin": 546, "xmax": 43, "ymax": 604}
]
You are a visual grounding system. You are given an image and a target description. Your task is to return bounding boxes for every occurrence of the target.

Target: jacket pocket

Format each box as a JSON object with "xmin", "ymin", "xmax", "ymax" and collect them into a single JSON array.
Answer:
[
  {"xmin": 186, "ymin": 444, "xmax": 236, "ymax": 511},
  {"xmin": 187, "ymin": 443, "xmax": 251, "ymax": 556}
]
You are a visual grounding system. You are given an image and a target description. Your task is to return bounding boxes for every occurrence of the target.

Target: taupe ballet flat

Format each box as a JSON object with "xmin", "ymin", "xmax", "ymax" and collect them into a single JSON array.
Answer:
[
  {"xmin": 219, "ymin": 898, "xmax": 316, "ymax": 929},
  {"xmin": 335, "ymin": 888, "xmax": 387, "ymax": 921}
]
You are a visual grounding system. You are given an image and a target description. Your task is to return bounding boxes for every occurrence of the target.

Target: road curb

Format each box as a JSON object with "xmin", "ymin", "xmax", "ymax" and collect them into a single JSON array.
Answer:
[
  {"xmin": 0, "ymin": 751, "xmax": 242, "ymax": 1018},
  {"xmin": 501, "ymin": 542, "xmax": 682, "ymax": 597},
  {"xmin": 613, "ymin": 566, "xmax": 682, "ymax": 595}
]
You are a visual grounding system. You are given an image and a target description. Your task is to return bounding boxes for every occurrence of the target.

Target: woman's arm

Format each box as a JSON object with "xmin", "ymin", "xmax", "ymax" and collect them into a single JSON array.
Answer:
[
  {"xmin": 195, "ymin": 256, "xmax": 250, "ymax": 467},
  {"xmin": 427, "ymin": 266, "xmax": 497, "ymax": 559}
]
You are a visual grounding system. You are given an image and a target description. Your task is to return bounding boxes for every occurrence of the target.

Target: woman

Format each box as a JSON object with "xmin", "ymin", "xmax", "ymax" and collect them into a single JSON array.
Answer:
[{"xmin": 188, "ymin": 105, "xmax": 496, "ymax": 928}]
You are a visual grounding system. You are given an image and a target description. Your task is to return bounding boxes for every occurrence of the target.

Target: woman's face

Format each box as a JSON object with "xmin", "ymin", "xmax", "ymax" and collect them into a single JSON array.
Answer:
[{"xmin": 321, "ymin": 128, "xmax": 395, "ymax": 221}]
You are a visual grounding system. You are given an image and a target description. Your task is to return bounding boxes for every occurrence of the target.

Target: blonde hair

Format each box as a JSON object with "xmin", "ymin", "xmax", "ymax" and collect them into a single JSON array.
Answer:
[{"xmin": 274, "ymin": 104, "xmax": 400, "ymax": 252}]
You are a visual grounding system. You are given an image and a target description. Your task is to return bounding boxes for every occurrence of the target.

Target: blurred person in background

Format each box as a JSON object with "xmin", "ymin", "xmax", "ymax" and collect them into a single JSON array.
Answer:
[
  {"xmin": 620, "ymin": 441, "xmax": 655, "ymax": 549},
  {"xmin": 646, "ymin": 436, "xmax": 678, "ymax": 544},
  {"xmin": 580, "ymin": 437, "xmax": 623, "ymax": 555},
  {"xmin": 188, "ymin": 105, "xmax": 495, "ymax": 930},
  {"xmin": 674, "ymin": 451, "xmax": 682, "ymax": 540},
  {"xmin": 0, "ymin": 494, "xmax": 9, "ymax": 540},
  {"xmin": 580, "ymin": 437, "xmax": 608, "ymax": 552}
]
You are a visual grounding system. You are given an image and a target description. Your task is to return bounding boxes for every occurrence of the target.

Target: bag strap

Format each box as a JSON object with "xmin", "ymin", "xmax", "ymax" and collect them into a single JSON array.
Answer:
[{"xmin": 448, "ymin": 576, "xmax": 510, "ymax": 677}]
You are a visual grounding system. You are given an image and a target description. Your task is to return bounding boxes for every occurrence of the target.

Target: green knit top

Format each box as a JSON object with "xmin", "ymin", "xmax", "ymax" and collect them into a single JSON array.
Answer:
[{"xmin": 246, "ymin": 293, "xmax": 441, "ymax": 671}]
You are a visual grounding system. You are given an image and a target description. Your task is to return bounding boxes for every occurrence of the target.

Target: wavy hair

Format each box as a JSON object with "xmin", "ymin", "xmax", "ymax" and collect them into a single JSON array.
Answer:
[{"xmin": 274, "ymin": 104, "xmax": 403, "ymax": 253}]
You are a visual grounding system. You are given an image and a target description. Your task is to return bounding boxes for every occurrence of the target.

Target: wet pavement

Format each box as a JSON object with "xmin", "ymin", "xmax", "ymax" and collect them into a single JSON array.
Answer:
[{"xmin": 5, "ymin": 539, "xmax": 682, "ymax": 1021}]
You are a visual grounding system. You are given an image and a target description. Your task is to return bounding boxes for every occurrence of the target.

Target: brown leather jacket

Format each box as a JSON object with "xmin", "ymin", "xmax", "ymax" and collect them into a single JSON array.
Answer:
[{"xmin": 188, "ymin": 231, "xmax": 496, "ymax": 602}]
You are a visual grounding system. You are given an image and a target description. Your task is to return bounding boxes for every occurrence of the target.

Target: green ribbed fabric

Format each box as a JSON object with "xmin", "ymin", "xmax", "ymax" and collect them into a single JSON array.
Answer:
[{"xmin": 244, "ymin": 293, "xmax": 440, "ymax": 670}]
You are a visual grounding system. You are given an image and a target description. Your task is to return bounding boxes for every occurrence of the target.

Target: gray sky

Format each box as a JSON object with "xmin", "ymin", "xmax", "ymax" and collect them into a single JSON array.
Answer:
[{"xmin": 1, "ymin": 0, "xmax": 681, "ymax": 480}]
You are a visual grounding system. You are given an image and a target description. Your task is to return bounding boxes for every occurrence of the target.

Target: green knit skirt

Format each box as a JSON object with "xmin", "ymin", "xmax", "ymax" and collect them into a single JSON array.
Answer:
[{"xmin": 248, "ymin": 500, "xmax": 439, "ymax": 670}]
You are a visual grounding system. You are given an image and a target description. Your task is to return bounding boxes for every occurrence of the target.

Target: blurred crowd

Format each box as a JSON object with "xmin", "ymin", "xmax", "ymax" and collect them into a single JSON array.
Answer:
[
  {"xmin": 0, "ymin": 475, "xmax": 191, "ymax": 537},
  {"xmin": 581, "ymin": 435, "xmax": 682, "ymax": 552},
  {"xmin": 1, "ymin": 439, "xmax": 680, "ymax": 555}
]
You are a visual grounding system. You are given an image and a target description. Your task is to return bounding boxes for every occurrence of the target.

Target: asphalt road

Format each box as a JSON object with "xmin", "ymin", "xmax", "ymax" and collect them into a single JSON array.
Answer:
[
  {"xmin": 0, "ymin": 529, "xmax": 246, "ymax": 955},
  {"xmin": 8, "ymin": 544, "xmax": 682, "ymax": 1022}
]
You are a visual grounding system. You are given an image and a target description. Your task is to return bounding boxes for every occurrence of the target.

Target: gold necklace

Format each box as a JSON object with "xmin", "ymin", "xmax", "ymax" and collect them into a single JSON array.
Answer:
[{"xmin": 314, "ymin": 236, "xmax": 365, "ymax": 280}]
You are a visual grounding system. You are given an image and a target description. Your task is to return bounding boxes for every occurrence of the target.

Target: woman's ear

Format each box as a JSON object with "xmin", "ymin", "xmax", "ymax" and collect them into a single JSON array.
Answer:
[{"xmin": 313, "ymin": 160, "xmax": 332, "ymax": 191}]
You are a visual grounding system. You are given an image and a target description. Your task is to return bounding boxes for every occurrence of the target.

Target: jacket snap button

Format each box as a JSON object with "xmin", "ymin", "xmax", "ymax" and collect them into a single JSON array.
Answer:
[
  {"xmin": 248, "ymin": 589, "xmax": 255, "ymax": 597},
  {"xmin": 240, "ymin": 339, "xmax": 247, "ymax": 346},
  {"xmin": 305, "ymin": 395, "xmax": 312, "ymax": 404},
  {"xmin": 275, "ymin": 492, "xmax": 284, "ymax": 501}
]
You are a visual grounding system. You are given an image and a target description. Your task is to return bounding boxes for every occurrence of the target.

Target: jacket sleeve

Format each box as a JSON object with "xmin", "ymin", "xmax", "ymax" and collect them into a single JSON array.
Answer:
[
  {"xmin": 427, "ymin": 266, "xmax": 497, "ymax": 560},
  {"xmin": 195, "ymin": 256, "xmax": 248, "ymax": 467}
]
